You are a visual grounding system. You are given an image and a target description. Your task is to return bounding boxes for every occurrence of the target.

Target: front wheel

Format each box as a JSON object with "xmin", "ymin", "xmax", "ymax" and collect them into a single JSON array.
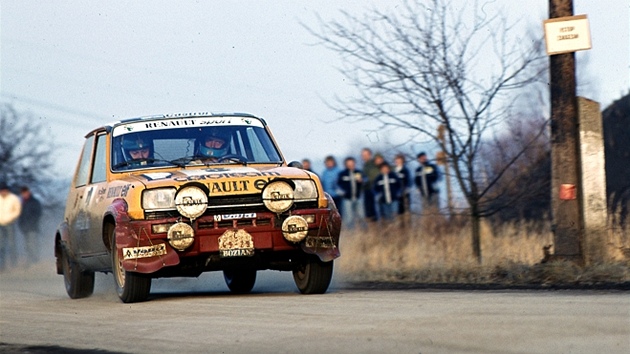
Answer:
[
  {"xmin": 61, "ymin": 247, "xmax": 95, "ymax": 299},
  {"xmin": 223, "ymin": 269, "xmax": 257, "ymax": 294},
  {"xmin": 292, "ymin": 256, "xmax": 334, "ymax": 294},
  {"xmin": 110, "ymin": 227, "xmax": 151, "ymax": 303}
]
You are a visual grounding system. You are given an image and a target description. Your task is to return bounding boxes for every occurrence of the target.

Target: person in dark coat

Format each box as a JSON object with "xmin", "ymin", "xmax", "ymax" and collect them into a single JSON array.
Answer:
[
  {"xmin": 415, "ymin": 152, "xmax": 440, "ymax": 212},
  {"xmin": 394, "ymin": 154, "xmax": 411, "ymax": 215},
  {"xmin": 18, "ymin": 186, "xmax": 42, "ymax": 263},
  {"xmin": 337, "ymin": 157, "xmax": 367, "ymax": 230},
  {"xmin": 373, "ymin": 162, "xmax": 401, "ymax": 221},
  {"xmin": 361, "ymin": 148, "xmax": 379, "ymax": 222}
]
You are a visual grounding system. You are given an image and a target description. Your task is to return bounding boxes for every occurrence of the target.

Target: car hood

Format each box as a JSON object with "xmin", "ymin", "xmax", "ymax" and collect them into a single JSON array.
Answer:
[{"xmin": 126, "ymin": 165, "xmax": 312, "ymax": 196}]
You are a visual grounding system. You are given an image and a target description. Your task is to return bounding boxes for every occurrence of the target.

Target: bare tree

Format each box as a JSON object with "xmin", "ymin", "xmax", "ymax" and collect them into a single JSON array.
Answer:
[
  {"xmin": 480, "ymin": 113, "xmax": 551, "ymax": 222},
  {"xmin": 307, "ymin": 0, "xmax": 546, "ymax": 262},
  {"xmin": 0, "ymin": 104, "xmax": 56, "ymax": 189}
]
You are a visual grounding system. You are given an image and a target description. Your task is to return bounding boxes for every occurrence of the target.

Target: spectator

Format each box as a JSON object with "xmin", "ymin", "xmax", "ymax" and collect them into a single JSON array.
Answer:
[
  {"xmin": 415, "ymin": 152, "xmax": 440, "ymax": 212},
  {"xmin": 374, "ymin": 161, "xmax": 401, "ymax": 221},
  {"xmin": 0, "ymin": 182, "xmax": 22, "ymax": 271},
  {"xmin": 301, "ymin": 159, "xmax": 315, "ymax": 174},
  {"xmin": 393, "ymin": 154, "xmax": 411, "ymax": 214},
  {"xmin": 361, "ymin": 148, "xmax": 379, "ymax": 222},
  {"xmin": 321, "ymin": 155, "xmax": 342, "ymax": 215},
  {"xmin": 337, "ymin": 157, "xmax": 367, "ymax": 230},
  {"xmin": 18, "ymin": 186, "xmax": 43, "ymax": 264}
]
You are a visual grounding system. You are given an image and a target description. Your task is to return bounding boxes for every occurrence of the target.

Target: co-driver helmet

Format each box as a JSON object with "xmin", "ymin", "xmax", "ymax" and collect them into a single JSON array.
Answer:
[{"xmin": 198, "ymin": 129, "xmax": 230, "ymax": 158}]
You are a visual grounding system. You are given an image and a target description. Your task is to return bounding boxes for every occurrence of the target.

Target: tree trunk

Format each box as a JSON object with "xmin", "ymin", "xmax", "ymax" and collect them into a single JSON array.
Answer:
[{"xmin": 471, "ymin": 206, "xmax": 482, "ymax": 264}]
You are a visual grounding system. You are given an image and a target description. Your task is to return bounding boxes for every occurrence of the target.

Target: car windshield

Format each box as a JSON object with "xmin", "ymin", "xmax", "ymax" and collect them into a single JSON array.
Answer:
[{"xmin": 111, "ymin": 116, "xmax": 283, "ymax": 171}]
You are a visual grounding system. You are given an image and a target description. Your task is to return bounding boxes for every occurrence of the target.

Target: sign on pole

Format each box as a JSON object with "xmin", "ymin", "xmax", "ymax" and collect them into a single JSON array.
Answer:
[{"xmin": 543, "ymin": 14, "xmax": 591, "ymax": 55}]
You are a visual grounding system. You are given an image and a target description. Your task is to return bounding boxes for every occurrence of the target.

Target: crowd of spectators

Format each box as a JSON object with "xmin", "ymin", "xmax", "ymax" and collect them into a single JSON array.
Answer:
[{"xmin": 306, "ymin": 148, "xmax": 441, "ymax": 229}]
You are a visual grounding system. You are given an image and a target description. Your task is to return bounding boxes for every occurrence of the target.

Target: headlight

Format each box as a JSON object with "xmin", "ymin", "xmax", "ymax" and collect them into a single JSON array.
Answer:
[
  {"xmin": 142, "ymin": 188, "xmax": 176, "ymax": 210},
  {"xmin": 167, "ymin": 222, "xmax": 195, "ymax": 251},
  {"xmin": 262, "ymin": 181, "xmax": 294, "ymax": 213},
  {"xmin": 281, "ymin": 215, "xmax": 309, "ymax": 242},
  {"xmin": 175, "ymin": 185, "xmax": 208, "ymax": 220},
  {"xmin": 293, "ymin": 180, "xmax": 318, "ymax": 200}
]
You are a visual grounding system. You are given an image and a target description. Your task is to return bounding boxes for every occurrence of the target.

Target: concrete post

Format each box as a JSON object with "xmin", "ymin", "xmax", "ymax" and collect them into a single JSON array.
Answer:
[{"xmin": 578, "ymin": 97, "xmax": 609, "ymax": 264}]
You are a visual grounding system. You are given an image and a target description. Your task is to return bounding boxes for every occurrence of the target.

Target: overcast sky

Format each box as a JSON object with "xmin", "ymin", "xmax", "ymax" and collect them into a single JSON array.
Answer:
[{"xmin": 1, "ymin": 1, "xmax": 628, "ymax": 179}]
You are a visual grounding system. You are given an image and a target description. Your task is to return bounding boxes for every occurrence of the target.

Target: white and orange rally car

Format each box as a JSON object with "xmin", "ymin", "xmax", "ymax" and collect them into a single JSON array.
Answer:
[{"xmin": 55, "ymin": 113, "xmax": 341, "ymax": 303}]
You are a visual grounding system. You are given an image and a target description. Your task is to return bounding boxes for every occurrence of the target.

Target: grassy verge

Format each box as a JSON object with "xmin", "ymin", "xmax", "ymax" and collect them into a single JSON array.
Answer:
[{"xmin": 335, "ymin": 215, "xmax": 630, "ymax": 288}]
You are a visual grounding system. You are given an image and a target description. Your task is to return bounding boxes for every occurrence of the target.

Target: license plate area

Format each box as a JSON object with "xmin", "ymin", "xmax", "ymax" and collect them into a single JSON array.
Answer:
[{"xmin": 218, "ymin": 229, "xmax": 255, "ymax": 258}]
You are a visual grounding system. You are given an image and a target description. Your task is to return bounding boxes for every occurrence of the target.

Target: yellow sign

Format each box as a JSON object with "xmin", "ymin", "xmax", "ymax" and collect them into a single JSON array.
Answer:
[{"xmin": 544, "ymin": 15, "xmax": 591, "ymax": 55}]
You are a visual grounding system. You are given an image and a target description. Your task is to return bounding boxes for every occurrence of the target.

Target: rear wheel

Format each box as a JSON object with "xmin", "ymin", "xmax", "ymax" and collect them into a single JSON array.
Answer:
[
  {"xmin": 61, "ymin": 247, "xmax": 95, "ymax": 299},
  {"xmin": 223, "ymin": 269, "xmax": 257, "ymax": 294},
  {"xmin": 292, "ymin": 256, "xmax": 334, "ymax": 294},
  {"xmin": 110, "ymin": 227, "xmax": 151, "ymax": 303}
]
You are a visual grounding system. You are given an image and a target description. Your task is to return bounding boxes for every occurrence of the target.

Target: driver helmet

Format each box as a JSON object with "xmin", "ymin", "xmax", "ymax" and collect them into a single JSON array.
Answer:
[
  {"xmin": 198, "ymin": 129, "xmax": 230, "ymax": 158},
  {"xmin": 121, "ymin": 134, "xmax": 153, "ymax": 161}
]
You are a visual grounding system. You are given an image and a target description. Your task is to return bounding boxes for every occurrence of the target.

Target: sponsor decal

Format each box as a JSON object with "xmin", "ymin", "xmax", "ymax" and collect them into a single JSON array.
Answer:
[
  {"xmin": 173, "ymin": 168, "xmax": 280, "ymax": 193},
  {"xmin": 214, "ymin": 213, "xmax": 256, "ymax": 221},
  {"xmin": 107, "ymin": 184, "xmax": 131, "ymax": 198},
  {"xmin": 176, "ymin": 168, "xmax": 281, "ymax": 180},
  {"xmin": 218, "ymin": 229, "xmax": 255, "ymax": 258},
  {"xmin": 112, "ymin": 117, "xmax": 264, "ymax": 137},
  {"xmin": 305, "ymin": 236, "xmax": 335, "ymax": 249},
  {"xmin": 123, "ymin": 243, "xmax": 167, "ymax": 260}
]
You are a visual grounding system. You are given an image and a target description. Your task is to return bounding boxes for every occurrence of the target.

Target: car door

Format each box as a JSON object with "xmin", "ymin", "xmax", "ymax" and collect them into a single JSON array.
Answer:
[
  {"xmin": 65, "ymin": 134, "xmax": 95, "ymax": 257},
  {"xmin": 84, "ymin": 132, "xmax": 110, "ymax": 260}
]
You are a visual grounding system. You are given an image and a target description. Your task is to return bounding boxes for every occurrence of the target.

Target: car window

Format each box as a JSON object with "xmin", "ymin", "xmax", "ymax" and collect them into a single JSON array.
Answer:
[
  {"xmin": 90, "ymin": 134, "xmax": 107, "ymax": 183},
  {"xmin": 110, "ymin": 118, "xmax": 283, "ymax": 171},
  {"xmin": 74, "ymin": 135, "xmax": 95, "ymax": 187}
]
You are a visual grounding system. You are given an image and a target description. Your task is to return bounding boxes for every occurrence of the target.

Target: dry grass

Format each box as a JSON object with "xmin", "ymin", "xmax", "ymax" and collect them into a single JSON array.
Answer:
[{"xmin": 336, "ymin": 214, "xmax": 630, "ymax": 286}]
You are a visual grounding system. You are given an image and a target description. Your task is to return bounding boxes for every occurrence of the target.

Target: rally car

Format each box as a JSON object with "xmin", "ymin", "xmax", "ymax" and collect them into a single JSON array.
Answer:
[{"xmin": 55, "ymin": 112, "xmax": 341, "ymax": 303}]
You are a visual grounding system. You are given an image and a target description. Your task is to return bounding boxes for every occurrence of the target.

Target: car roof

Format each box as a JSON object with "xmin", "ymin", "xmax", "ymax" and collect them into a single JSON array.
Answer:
[{"xmin": 85, "ymin": 112, "xmax": 266, "ymax": 138}]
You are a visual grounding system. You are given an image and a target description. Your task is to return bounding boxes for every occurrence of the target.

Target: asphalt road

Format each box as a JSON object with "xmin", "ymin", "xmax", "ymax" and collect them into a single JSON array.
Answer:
[{"xmin": 1, "ymin": 261, "xmax": 629, "ymax": 354}]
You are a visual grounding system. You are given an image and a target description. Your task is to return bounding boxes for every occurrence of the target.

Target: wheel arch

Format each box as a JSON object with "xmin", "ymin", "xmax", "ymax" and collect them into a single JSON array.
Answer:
[
  {"xmin": 103, "ymin": 215, "xmax": 116, "ymax": 252},
  {"xmin": 55, "ymin": 222, "xmax": 71, "ymax": 275}
]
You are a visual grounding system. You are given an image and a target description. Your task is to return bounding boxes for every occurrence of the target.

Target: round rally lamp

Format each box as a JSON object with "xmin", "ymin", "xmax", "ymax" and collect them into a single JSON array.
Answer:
[
  {"xmin": 262, "ymin": 181, "xmax": 294, "ymax": 213},
  {"xmin": 281, "ymin": 215, "xmax": 309, "ymax": 243},
  {"xmin": 167, "ymin": 222, "xmax": 195, "ymax": 251},
  {"xmin": 174, "ymin": 185, "xmax": 208, "ymax": 219}
]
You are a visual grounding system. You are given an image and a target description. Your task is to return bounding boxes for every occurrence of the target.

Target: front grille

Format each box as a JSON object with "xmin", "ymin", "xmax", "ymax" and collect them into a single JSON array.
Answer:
[
  {"xmin": 198, "ymin": 216, "xmax": 274, "ymax": 230},
  {"xmin": 207, "ymin": 194, "xmax": 262, "ymax": 208}
]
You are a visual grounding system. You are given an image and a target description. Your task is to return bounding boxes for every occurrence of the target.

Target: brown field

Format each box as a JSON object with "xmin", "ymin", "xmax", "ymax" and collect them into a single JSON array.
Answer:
[{"xmin": 335, "ymin": 214, "xmax": 630, "ymax": 285}]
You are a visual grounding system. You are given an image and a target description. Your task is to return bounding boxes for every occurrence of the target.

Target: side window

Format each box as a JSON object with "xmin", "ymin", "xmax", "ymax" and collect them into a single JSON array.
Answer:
[
  {"xmin": 74, "ymin": 135, "xmax": 95, "ymax": 187},
  {"xmin": 90, "ymin": 134, "xmax": 107, "ymax": 183}
]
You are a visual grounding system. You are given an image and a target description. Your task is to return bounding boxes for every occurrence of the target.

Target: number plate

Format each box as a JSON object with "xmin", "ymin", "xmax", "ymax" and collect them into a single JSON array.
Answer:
[{"xmin": 218, "ymin": 229, "xmax": 255, "ymax": 258}]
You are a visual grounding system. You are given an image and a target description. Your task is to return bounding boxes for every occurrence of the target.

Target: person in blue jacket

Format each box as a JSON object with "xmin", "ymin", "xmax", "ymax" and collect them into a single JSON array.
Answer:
[{"xmin": 320, "ymin": 155, "xmax": 342, "ymax": 215}]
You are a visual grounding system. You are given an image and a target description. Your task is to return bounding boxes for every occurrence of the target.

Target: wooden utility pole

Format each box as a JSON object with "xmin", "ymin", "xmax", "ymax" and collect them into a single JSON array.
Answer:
[{"xmin": 549, "ymin": 0, "xmax": 584, "ymax": 261}]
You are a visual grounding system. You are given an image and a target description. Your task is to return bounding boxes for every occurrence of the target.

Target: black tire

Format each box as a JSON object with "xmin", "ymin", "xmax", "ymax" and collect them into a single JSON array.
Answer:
[
  {"xmin": 61, "ymin": 247, "xmax": 95, "ymax": 299},
  {"xmin": 292, "ymin": 256, "xmax": 334, "ymax": 294},
  {"xmin": 110, "ymin": 228, "xmax": 151, "ymax": 303},
  {"xmin": 223, "ymin": 269, "xmax": 257, "ymax": 294}
]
